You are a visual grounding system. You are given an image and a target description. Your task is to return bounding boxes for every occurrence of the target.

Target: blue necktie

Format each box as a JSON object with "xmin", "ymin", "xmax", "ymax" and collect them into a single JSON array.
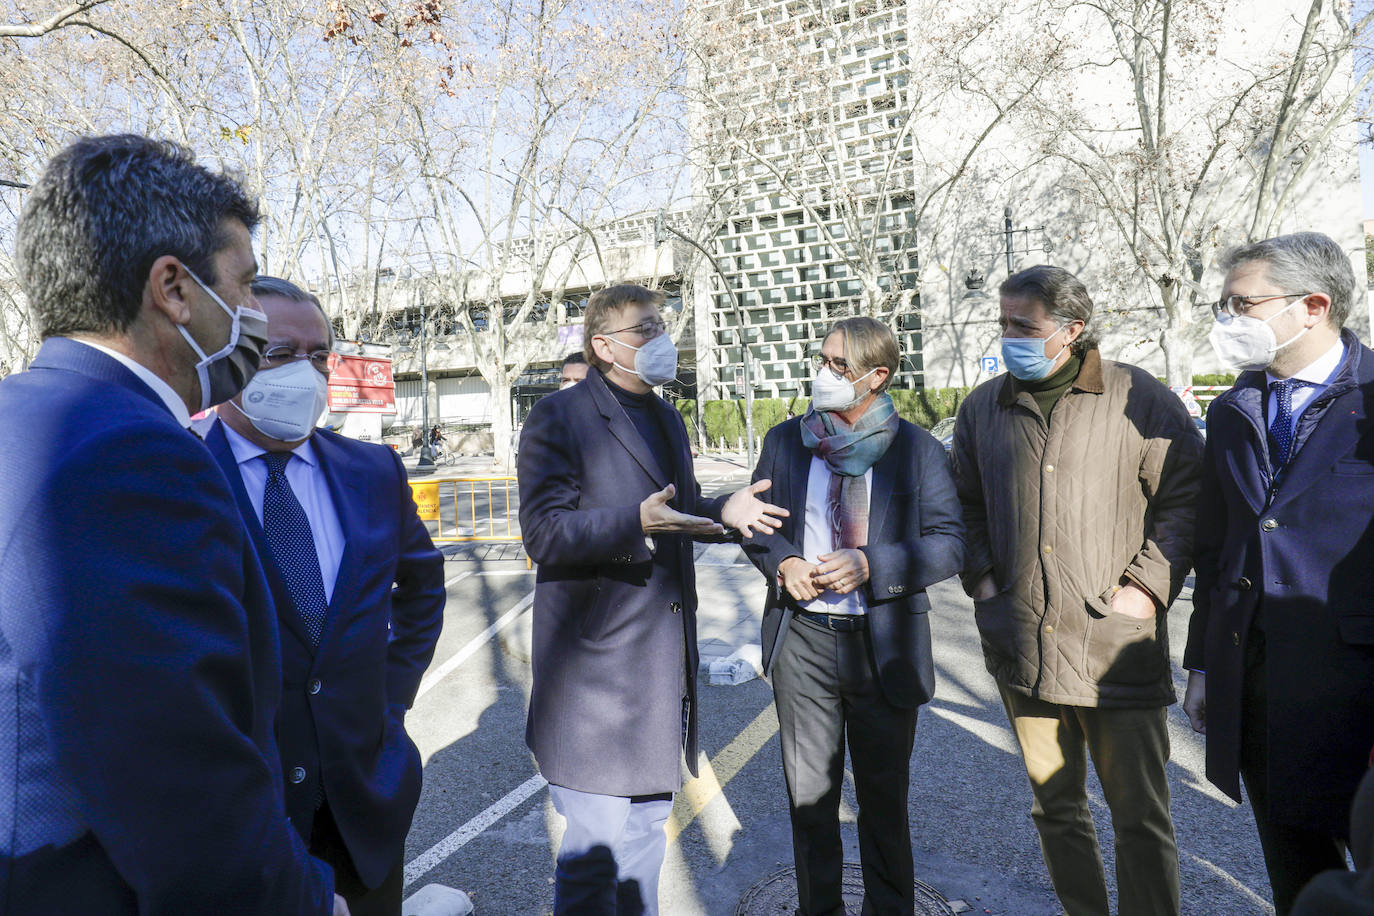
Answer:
[
  {"xmin": 1269, "ymin": 378, "xmax": 1308, "ymax": 468},
  {"xmin": 262, "ymin": 452, "xmax": 328, "ymax": 645}
]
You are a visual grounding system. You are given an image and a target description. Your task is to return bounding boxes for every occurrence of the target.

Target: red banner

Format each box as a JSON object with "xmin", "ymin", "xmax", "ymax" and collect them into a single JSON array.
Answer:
[{"xmin": 327, "ymin": 353, "xmax": 396, "ymax": 413}]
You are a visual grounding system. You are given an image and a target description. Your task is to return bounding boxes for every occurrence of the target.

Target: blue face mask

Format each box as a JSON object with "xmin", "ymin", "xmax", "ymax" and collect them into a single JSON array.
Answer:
[{"xmin": 1000, "ymin": 325, "xmax": 1070, "ymax": 381}]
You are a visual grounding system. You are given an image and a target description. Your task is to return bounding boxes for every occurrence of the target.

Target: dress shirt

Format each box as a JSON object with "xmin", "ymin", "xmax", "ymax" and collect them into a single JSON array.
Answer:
[
  {"xmin": 1265, "ymin": 337, "xmax": 1346, "ymax": 442},
  {"xmin": 799, "ymin": 454, "xmax": 871, "ymax": 616},
  {"xmin": 74, "ymin": 338, "xmax": 191, "ymax": 428},
  {"xmin": 219, "ymin": 419, "xmax": 344, "ymax": 600}
]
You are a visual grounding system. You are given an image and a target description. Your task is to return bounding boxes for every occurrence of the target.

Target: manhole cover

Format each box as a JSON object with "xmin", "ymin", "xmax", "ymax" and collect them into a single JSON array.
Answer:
[{"xmin": 735, "ymin": 863, "xmax": 957, "ymax": 915}]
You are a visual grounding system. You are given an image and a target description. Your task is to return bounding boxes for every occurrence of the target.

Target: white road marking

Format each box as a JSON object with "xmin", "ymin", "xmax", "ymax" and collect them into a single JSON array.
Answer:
[
  {"xmin": 443, "ymin": 570, "xmax": 474, "ymax": 588},
  {"xmin": 404, "ymin": 774, "xmax": 549, "ymax": 888},
  {"xmin": 416, "ymin": 589, "xmax": 535, "ymax": 699}
]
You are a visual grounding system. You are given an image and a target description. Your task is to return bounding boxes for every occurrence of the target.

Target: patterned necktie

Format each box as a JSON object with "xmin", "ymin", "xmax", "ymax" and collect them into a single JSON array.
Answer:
[
  {"xmin": 261, "ymin": 452, "xmax": 328, "ymax": 645},
  {"xmin": 1268, "ymin": 378, "xmax": 1308, "ymax": 468}
]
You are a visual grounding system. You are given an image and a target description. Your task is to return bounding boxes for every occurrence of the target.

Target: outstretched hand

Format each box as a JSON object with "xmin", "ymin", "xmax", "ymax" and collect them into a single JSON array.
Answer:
[
  {"xmin": 721, "ymin": 479, "xmax": 790, "ymax": 539},
  {"xmin": 640, "ymin": 484, "xmax": 726, "ymax": 537}
]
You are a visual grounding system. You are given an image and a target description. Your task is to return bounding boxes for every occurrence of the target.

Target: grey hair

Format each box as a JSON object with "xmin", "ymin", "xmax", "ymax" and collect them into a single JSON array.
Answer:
[
  {"xmin": 16, "ymin": 134, "xmax": 259, "ymax": 338},
  {"xmin": 251, "ymin": 274, "xmax": 335, "ymax": 347},
  {"xmin": 1219, "ymin": 232, "xmax": 1356, "ymax": 328},
  {"xmin": 999, "ymin": 265, "xmax": 1099, "ymax": 353}
]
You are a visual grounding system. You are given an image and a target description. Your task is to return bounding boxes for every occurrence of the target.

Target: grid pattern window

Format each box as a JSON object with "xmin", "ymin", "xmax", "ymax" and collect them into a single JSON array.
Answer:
[{"xmin": 693, "ymin": 0, "xmax": 923, "ymax": 400}]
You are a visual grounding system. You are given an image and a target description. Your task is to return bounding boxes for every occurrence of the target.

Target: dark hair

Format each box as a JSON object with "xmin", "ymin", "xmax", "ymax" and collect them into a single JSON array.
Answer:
[
  {"xmin": 583, "ymin": 284, "xmax": 665, "ymax": 371},
  {"xmin": 16, "ymin": 134, "xmax": 260, "ymax": 338},
  {"xmin": 561, "ymin": 351, "xmax": 588, "ymax": 368},
  {"xmin": 251, "ymin": 275, "xmax": 334, "ymax": 347},
  {"xmin": 999, "ymin": 265, "xmax": 1099, "ymax": 353},
  {"xmin": 1219, "ymin": 232, "xmax": 1356, "ymax": 329}
]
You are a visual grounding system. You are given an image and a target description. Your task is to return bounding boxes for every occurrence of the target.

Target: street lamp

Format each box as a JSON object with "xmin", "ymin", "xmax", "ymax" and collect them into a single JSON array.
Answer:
[{"xmin": 656, "ymin": 211, "xmax": 757, "ymax": 468}]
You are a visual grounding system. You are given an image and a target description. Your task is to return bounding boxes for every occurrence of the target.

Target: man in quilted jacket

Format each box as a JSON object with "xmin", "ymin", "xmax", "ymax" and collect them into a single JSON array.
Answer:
[{"xmin": 952, "ymin": 265, "xmax": 1204, "ymax": 916}]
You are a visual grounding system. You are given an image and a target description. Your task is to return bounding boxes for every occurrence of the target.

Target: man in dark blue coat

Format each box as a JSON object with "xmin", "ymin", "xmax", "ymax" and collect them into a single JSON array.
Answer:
[
  {"xmin": 0, "ymin": 136, "xmax": 340, "ymax": 914},
  {"xmin": 743, "ymin": 317, "xmax": 964, "ymax": 915},
  {"xmin": 207, "ymin": 276, "xmax": 445, "ymax": 915},
  {"xmin": 1184, "ymin": 231, "xmax": 1374, "ymax": 914},
  {"xmin": 518, "ymin": 283, "xmax": 786, "ymax": 915}
]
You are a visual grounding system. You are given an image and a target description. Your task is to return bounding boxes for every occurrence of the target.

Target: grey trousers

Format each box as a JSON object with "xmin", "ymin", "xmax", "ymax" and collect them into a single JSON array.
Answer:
[
  {"xmin": 548, "ymin": 784, "xmax": 674, "ymax": 916},
  {"xmin": 772, "ymin": 615, "xmax": 918, "ymax": 916}
]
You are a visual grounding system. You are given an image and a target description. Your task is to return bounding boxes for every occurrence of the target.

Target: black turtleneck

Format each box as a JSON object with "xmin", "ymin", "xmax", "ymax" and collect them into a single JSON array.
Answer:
[{"xmin": 605, "ymin": 374, "xmax": 676, "ymax": 486}]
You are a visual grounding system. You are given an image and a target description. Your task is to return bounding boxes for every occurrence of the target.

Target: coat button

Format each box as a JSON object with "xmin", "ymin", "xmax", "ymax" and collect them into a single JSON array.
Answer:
[
  {"xmin": 1232, "ymin": 631, "xmax": 1241, "ymax": 646},
  {"xmin": 308, "ymin": 678, "xmax": 322, "ymax": 695},
  {"xmin": 670, "ymin": 602, "xmax": 681, "ymax": 614},
  {"xmin": 1236, "ymin": 577, "xmax": 1252, "ymax": 591},
  {"xmin": 1045, "ymin": 624, "xmax": 1055, "ymax": 634},
  {"xmin": 1043, "ymin": 545, "xmax": 1053, "ymax": 554},
  {"xmin": 1045, "ymin": 464, "xmax": 1055, "ymax": 473},
  {"xmin": 290, "ymin": 766, "xmax": 306, "ymax": 784},
  {"xmin": 1261, "ymin": 518, "xmax": 1278, "ymax": 531},
  {"xmin": 888, "ymin": 586, "xmax": 897, "ymax": 594}
]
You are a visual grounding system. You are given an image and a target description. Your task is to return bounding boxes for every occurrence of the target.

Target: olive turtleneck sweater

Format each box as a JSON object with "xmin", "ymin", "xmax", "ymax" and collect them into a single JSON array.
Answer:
[{"xmin": 1011, "ymin": 349, "xmax": 1085, "ymax": 422}]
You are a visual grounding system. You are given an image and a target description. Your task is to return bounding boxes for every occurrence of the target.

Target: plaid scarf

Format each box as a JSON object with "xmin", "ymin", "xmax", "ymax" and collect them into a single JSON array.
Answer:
[{"xmin": 798, "ymin": 394, "xmax": 899, "ymax": 548}]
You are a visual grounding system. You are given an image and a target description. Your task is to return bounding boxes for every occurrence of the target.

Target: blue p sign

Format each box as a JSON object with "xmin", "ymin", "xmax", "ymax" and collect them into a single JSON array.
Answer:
[{"xmin": 981, "ymin": 356, "xmax": 1000, "ymax": 375}]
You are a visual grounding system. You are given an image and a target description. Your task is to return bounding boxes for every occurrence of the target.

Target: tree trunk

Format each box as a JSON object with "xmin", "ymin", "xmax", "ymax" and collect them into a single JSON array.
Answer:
[
  {"xmin": 490, "ymin": 379, "xmax": 515, "ymax": 475},
  {"xmin": 1159, "ymin": 321, "xmax": 1194, "ymax": 388}
]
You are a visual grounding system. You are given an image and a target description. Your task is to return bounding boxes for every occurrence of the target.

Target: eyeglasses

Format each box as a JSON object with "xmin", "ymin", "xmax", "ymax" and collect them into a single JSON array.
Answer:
[
  {"xmin": 260, "ymin": 345, "xmax": 332, "ymax": 373},
  {"xmin": 811, "ymin": 353, "xmax": 852, "ymax": 375},
  {"xmin": 607, "ymin": 318, "xmax": 667, "ymax": 340},
  {"xmin": 1212, "ymin": 292, "xmax": 1309, "ymax": 319}
]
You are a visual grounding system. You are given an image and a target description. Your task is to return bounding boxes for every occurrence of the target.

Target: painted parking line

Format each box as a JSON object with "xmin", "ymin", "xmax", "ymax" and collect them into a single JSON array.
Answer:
[
  {"xmin": 443, "ymin": 570, "xmax": 474, "ymax": 588},
  {"xmin": 667, "ymin": 702, "xmax": 779, "ymax": 846},
  {"xmin": 415, "ymin": 589, "xmax": 535, "ymax": 700},
  {"xmin": 404, "ymin": 773, "xmax": 549, "ymax": 888}
]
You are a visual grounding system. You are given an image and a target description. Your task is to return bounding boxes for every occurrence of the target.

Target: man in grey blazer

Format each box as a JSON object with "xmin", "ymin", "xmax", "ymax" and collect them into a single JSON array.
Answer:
[{"xmin": 518, "ymin": 284, "xmax": 786, "ymax": 915}]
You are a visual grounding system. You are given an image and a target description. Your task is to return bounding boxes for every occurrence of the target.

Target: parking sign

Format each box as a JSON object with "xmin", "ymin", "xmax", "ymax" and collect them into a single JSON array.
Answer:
[{"xmin": 981, "ymin": 356, "xmax": 1000, "ymax": 375}]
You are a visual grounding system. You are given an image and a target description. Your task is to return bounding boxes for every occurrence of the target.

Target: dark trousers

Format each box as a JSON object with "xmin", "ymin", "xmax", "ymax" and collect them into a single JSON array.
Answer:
[
  {"xmin": 1241, "ymin": 646, "xmax": 1349, "ymax": 916},
  {"xmin": 309, "ymin": 800, "xmax": 405, "ymax": 916},
  {"xmin": 771, "ymin": 614, "xmax": 918, "ymax": 916}
]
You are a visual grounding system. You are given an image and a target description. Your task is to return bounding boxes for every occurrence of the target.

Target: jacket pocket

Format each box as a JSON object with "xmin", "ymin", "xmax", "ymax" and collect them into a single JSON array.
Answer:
[
  {"xmin": 1084, "ymin": 596, "xmax": 1168, "ymax": 686},
  {"xmin": 576, "ymin": 579, "xmax": 607, "ymax": 641},
  {"xmin": 972, "ymin": 585, "xmax": 1035, "ymax": 667}
]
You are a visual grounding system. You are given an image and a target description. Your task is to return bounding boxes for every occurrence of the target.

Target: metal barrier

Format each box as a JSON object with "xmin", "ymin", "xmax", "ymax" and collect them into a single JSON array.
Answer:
[{"xmin": 408, "ymin": 476, "xmax": 521, "ymax": 544}]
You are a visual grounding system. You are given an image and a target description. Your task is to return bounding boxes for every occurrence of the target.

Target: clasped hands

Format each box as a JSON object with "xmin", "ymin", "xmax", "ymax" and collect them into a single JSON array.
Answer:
[
  {"xmin": 640, "ymin": 479, "xmax": 789, "ymax": 538},
  {"xmin": 777, "ymin": 550, "xmax": 868, "ymax": 602}
]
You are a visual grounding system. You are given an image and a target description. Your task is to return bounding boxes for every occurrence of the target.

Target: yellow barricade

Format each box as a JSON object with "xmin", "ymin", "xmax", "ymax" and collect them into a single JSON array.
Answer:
[{"xmin": 409, "ymin": 476, "xmax": 521, "ymax": 544}]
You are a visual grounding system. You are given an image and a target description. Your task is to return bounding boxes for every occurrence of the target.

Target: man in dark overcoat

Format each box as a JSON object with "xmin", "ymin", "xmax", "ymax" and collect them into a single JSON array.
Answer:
[
  {"xmin": 517, "ymin": 283, "xmax": 785, "ymax": 915},
  {"xmin": 1184, "ymin": 231, "xmax": 1374, "ymax": 914}
]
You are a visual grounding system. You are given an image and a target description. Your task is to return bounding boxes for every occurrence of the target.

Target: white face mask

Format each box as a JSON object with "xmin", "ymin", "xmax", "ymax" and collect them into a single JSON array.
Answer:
[
  {"xmin": 1208, "ymin": 299, "xmax": 1310, "ymax": 371},
  {"xmin": 810, "ymin": 364, "xmax": 876, "ymax": 412},
  {"xmin": 607, "ymin": 332, "xmax": 678, "ymax": 387},
  {"xmin": 181, "ymin": 266, "xmax": 269, "ymax": 411},
  {"xmin": 226, "ymin": 358, "xmax": 329, "ymax": 442}
]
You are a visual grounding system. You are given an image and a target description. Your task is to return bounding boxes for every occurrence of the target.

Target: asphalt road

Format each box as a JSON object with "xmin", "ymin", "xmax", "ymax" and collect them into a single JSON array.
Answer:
[{"xmin": 398, "ymin": 458, "xmax": 1276, "ymax": 915}]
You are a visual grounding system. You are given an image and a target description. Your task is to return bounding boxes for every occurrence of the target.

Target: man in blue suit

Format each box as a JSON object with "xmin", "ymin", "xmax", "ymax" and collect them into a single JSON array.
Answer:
[
  {"xmin": 1184, "ymin": 232, "xmax": 1374, "ymax": 914},
  {"xmin": 208, "ymin": 276, "xmax": 446, "ymax": 916},
  {"xmin": 0, "ymin": 135, "xmax": 342, "ymax": 914}
]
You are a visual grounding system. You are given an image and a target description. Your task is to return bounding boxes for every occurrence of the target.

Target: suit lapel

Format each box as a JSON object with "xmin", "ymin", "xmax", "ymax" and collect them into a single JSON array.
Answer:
[
  {"xmin": 588, "ymin": 369, "xmax": 670, "ymax": 488},
  {"xmin": 788, "ymin": 430, "xmax": 811, "ymax": 544},
  {"xmin": 205, "ymin": 420, "xmax": 316, "ymax": 649},
  {"xmin": 1270, "ymin": 383, "xmax": 1364, "ymax": 510},
  {"xmin": 866, "ymin": 428, "xmax": 902, "ymax": 543},
  {"xmin": 311, "ymin": 431, "xmax": 365, "ymax": 638}
]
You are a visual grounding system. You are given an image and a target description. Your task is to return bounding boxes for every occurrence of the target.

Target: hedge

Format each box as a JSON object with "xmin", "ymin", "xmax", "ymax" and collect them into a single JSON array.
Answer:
[{"xmin": 677, "ymin": 388, "xmax": 972, "ymax": 446}]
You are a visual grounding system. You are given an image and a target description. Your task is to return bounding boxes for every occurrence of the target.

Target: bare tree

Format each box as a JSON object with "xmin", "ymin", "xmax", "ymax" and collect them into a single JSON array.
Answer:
[{"xmin": 1028, "ymin": 0, "xmax": 1373, "ymax": 385}]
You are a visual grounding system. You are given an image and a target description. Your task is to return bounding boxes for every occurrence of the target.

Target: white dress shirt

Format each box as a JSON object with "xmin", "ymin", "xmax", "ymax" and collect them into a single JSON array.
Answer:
[
  {"xmin": 1265, "ymin": 337, "xmax": 1346, "ymax": 442},
  {"xmin": 799, "ymin": 454, "xmax": 872, "ymax": 616},
  {"xmin": 75, "ymin": 339, "xmax": 191, "ymax": 428},
  {"xmin": 220, "ymin": 419, "xmax": 345, "ymax": 599}
]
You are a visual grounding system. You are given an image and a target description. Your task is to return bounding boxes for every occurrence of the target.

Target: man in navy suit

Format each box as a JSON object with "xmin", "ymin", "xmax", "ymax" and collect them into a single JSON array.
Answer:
[
  {"xmin": 518, "ymin": 283, "xmax": 786, "ymax": 914},
  {"xmin": 1184, "ymin": 232, "xmax": 1374, "ymax": 914},
  {"xmin": 743, "ymin": 317, "xmax": 965, "ymax": 914},
  {"xmin": 0, "ymin": 135, "xmax": 342, "ymax": 914},
  {"xmin": 207, "ymin": 276, "xmax": 446, "ymax": 916}
]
